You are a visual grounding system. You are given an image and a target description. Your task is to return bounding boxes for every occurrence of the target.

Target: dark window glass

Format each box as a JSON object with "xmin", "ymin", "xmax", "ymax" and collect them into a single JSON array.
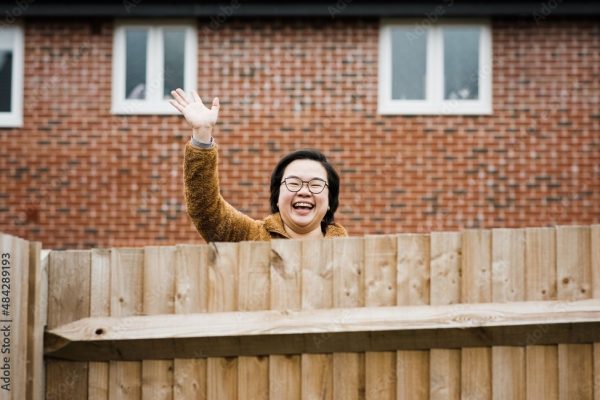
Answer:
[
  {"xmin": 125, "ymin": 29, "xmax": 148, "ymax": 100},
  {"xmin": 0, "ymin": 51, "xmax": 12, "ymax": 112}
]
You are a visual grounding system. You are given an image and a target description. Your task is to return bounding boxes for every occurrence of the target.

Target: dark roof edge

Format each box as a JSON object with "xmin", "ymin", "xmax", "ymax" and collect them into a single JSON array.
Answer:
[{"xmin": 2, "ymin": 3, "xmax": 600, "ymax": 18}]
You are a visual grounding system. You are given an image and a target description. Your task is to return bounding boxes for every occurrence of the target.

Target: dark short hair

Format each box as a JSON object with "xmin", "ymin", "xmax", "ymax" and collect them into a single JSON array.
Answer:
[{"xmin": 270, "ymin": 149, "xmax": 340, "ymax": 233}]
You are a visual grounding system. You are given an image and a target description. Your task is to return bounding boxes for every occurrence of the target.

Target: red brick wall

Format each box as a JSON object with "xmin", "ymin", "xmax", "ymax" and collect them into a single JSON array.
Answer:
[{"xmin": 1, "ymin": 17, "xmax": 598, "ymax": 249}]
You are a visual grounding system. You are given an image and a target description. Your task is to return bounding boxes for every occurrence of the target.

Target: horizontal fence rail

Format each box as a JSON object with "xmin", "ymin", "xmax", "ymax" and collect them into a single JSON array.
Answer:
[
  {"xmin": 45, "ymin": 300, "xmax": 600, "ymax": 361},
  {"xmin": 2, "ymin": 224, "xmax": 600, "ymax": 399}
]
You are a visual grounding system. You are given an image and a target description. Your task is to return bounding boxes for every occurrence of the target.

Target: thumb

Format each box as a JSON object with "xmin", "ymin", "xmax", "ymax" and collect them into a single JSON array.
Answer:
[{"xmin": 211, "ymin": 97, "xmax": 220, "ymax": 111}]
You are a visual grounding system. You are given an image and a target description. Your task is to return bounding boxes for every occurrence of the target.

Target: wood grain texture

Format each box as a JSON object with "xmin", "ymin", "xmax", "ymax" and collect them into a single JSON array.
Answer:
[
  {"xmin": 301, "ymin": 239, "xmax": 334, "ymax": 400},
  {"xmin": 207, "ymin": 243, "xmax": 238, "ymax": 400},
  {"xmin": 594, "ymin": 225, "xmax": 600, "ymax": 400},
  {"xmin": 557, "ymin": 226, "xmax": 593, "ymax": 400},
  {"xmin": 332, "ymin": 237, "xmax": 364, "ymax": 400},
  {"xmin": 526, "ymin": 346, "xmax": 558, "ymax": 400},
  {"xmin": 0, "ymin": 235, "xmax": 30, "ymax": 400},
  {"xmin": 238, "ymin": 241, "xmax": 270, "ymax": 400},
  {"xmin": 174, "ymin": 244, "xmax": 208, "ymax": 400},
  {"xmin": 108, "ymin": 249, "xmax": 143, "ymax": 400},
  {"xmin": 26, "ymin": 241, "xmax": 45, "ymax": 400},
  {"xmin": 397, "ymin": 234, "xmax": 430, "ymax": 400},
  {"xmin": 270, "ymin": 240, "xmax": 301, "ymax": 400},
  {"xmin": 46, "ymin": 250, "xmax": 91, "ymax": 400},
  {"xmin": 525, "ymin": 227, "xmax": 558, "ymax": 400},
  {"xmin": 88, "ymin": 249, "xmax": 110, "ymax": 400},
  {"xmin": 364, "ymin": 235, "xmax": 397, "ymax": 400},
  {"xmin": 461, "ymin": 230, "xmax": 492, "ymax": 400},
  {"xmin": 430, "ymin": 232, "xmax": 461, "ymax": 400},
  {"xmin": 492, "ymin": 229, "xmax": 525, "ymax": 400}
]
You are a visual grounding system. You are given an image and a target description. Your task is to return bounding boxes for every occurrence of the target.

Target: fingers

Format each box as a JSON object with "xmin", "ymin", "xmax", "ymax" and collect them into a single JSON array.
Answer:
[
  {"xmin": 169, "ymin": 99, "xmax": 184, "ymax": 113},
  {"xmin": 170, "ymin": 89, "xmax": 219, "ymax": 113},
  {"xmin": 170, "ymin": 88, "xmax": 189, "ymax": 106},
  {"xmin": 192, "ymin": 90, "xmax": 202, "ymax": 103}
]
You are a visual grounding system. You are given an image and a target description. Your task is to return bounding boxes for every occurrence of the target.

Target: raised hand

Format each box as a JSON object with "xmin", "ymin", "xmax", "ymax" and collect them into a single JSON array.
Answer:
[{"xmin": 169, "ymin": 88, "xmax": 220, "ymax": 142}]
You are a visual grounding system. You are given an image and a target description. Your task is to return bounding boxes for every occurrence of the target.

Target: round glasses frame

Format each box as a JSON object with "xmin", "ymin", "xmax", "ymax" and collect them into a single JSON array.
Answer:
[{"xmin": 281, "ymin": 177, "xmax": 329, "ymax": 194}]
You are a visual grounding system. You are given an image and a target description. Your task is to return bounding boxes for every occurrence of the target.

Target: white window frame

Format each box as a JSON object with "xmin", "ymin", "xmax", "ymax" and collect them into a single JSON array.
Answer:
[
  {"xmin": 379, "ymin": 19, "xmax": 492, "ymax": 115},
  {"xmin": 112, "ymin": 20, "xmax": 197, "ymax": 115},
  {"xmin": 0, "ymin": 25, "xmax": 24, "ymax": 127}
]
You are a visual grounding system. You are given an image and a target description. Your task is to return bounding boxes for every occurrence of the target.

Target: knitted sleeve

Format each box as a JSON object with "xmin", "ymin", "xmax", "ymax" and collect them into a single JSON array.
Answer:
[{"xmin": 183, "ymin": 143, "xmax": 261, "ymax": 242}]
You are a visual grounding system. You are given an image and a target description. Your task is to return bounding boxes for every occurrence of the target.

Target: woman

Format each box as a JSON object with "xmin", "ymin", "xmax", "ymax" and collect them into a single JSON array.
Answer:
[{"xmin": 170, "ymin": 89, "xmax": 348, "ymax": 242}]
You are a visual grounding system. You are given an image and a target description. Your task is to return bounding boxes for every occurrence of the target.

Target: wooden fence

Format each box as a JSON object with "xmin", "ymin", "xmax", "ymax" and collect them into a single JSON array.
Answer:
[{"xmin": 2, "ymin": 225, "xmax": 600, "ymax": 399}]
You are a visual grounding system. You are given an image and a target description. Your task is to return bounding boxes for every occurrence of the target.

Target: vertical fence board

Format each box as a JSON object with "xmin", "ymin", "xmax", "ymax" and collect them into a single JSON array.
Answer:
[
  {"xmin": 109, "ymin": 249, "xmax": 143, "ymax": 399},
  {"xmin": 364, "ymin": 235, "xmax": 397, "ymax": 400},
  {"xmin": 270, "ymin": 240, "xmax": 302, "ymax": 400},
  {"xmin": 301, "ymin": 239, "xmax": 334, "ymax": 400},
  {"xmin": 492, "ymin": 228, "xmax": 526, "ymax": 400},
  {"xmin": 524, "ymin": 227, "xmax": 558, "ymax": 400},
  {"xmin": 142, "ymin": 247, "xmax": 176, "ymax": 400},
  {"xmin": 397, "ymin": 234, "xmax": 430, "ymax": 400},
  {"xmin": 557, "ymin": 226, "xmax": 593, "ymax": 400},
  {"xmin": 429, "ymin": 232, "xmax": 461, "ymax": 400},
  {"xmin": 593, "ymin": 225, "xmax": 600, "ymax": 400},
  {"xmin": 238, "ymin": 241, "xmax": 270, "ymax": 400},
  {"xmin": 174, "ymin": 244, "xmax": 208, "ymax": 400},
  {"xmin": 594, "ymin": 343, "xmax": 600, "ymax": 400},
  {"xmin": 1, "ymin": 235, "xmax": 30, "ymax": 400},
  {"xmin": 46, "ymin": 250, "xmax": 91, "ymax": 400},
  {"xmin": 332, "ymin": 237, "xmax": 365, "ymax": 400},
  {"xmin": 207, "ymin": 243, "xmax": 239, "ymax": 400},
  {"xmin": 89, "ymin": 249, "xmax": 111, "ymax": 400},
  {"xmin": 26, "ymin": 241, "xmax": 45, "ymax": 400},
  {"xmin": 461, "ymin": 230, "xmax": 492, "ymax": 400}
]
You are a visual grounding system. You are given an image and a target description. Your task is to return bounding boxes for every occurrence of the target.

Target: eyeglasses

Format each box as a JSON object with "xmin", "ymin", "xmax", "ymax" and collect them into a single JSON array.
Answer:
[{"xmin": 281, "ymin": 176, "xmax": 329, "ymax": 194}]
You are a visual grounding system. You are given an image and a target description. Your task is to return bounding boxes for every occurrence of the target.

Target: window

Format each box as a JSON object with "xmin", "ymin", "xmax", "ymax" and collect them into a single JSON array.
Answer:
[
  {"xmin": 379, "ymin": 20, "xmax": 492, "ymax": 115},
  {"xmin": 112, "ymin": 21, "xmax": 197, "ymax": 114},
  {"xmin": 0, "ymin": 26, "xmax": 24, "ymax": 127}
]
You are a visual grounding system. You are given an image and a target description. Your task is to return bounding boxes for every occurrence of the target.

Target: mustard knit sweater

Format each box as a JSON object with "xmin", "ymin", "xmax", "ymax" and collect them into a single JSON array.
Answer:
[{"xmin": 183, "ymin": 143, "xmax": 348, "ymax": 242}]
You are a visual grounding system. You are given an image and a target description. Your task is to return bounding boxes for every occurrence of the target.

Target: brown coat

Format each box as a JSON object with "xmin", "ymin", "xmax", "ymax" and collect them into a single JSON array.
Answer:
[{"xmin": 184, "ymin": 144, "xmax": 348, "ymax": 242}]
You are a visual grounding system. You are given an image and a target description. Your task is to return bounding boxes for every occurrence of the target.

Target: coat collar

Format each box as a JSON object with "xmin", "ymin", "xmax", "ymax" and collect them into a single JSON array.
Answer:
[{"xmin": 263, "ymin": 213, "xmax": 347, "ymax": 239}]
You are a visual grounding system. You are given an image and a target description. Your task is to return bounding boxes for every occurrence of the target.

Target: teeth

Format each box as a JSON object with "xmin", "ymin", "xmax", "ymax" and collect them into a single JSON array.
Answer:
[{"xmin": 293, "ymin": 202, "xmax": 313, "ymax": 208}]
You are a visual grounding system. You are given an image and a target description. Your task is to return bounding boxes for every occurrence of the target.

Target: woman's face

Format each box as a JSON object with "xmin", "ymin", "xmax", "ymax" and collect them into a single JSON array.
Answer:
[{"xmin": 277, "ymin": 159, "xmax": 329, "ymax": 238}]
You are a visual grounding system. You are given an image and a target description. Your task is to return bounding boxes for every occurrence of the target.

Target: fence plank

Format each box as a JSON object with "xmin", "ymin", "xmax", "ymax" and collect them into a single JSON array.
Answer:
[
  {"xmin": 595, "ymin": 343, "xmax": 600, "ymax": 400},
  {"xmin": 397, "ymin": 234, "xmax": 430, "ymax": 400},
  {"xmin": 270, "ymin": 240, "xmax": 301, "ymax": 400},
  {"xmin": 364, "ymin": 235, "xmax": 397, "ymax": 400},
  {"xmin": 492, "ymin": 228, "xmax": 526, "ymax": 400},
  {"xmin": 46, "ymin": 250, "xmax": 90, "ymax": 400},
  {"xmin": 174, "ymin": 244, "xmax": 208, "ymax": 400},
  {"xmin": 429, "ymin": 232, "xmax": 461, "ymax": 400},
  {"xmin": 238, "ymin": 241, "xmax": 270, "ymax": 400},
  {"xmin": 26, "ymin": 241, "xmax": 45, "ymax": 400},
  {"xmin": 525, "ymin": 227, "xmax": 558, "ymax": 400},
  {"xmin": 142, "ymin": 247, "xmax": 176, "ymax": 400},
  {"xmin": 594, "ymin": 225, "xmax": 600, "ymax": 400},
  {"xmin": 0, "ymin": 234, "xmax": 29, "ymax": 400},
  {"xmin": 207, "ymin": 243, "xmax": 238, "ymax": 400},
  {"xmin": 301, "ymin": 239, "xmax": 334, "ymax": 400},
  {"xmin": 332, "ymin": 237, "xmax": 365, "ymax": 400},
  {"xmin": 461, "ymin": 230, "xmax": 492, "ymax": 400},
  {"xmin": 557, "ymin": 225, "xmax": 593, "ymax": 400},
  {"xmin": 89, "ymin": 249, "xmax": 110, "ymax": 400},
  {"xmin": 109, "ymin": 249, "xmax": 143, "ymax": 400}
]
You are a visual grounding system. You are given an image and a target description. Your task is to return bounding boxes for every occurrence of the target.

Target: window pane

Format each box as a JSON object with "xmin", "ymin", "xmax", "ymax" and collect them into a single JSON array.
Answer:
[
  {"xmin": 391, "ymin": 27, "xmax": 427, "ymax": 100},
  {"xmin": 0, "ymin": 51, "xmax": 12, "ymax": 112},
  {"xmin": 163, "ymin": 29, "xmax": 186, "ymax": 98},
  {"xmin": 125, "ymin": 29, "xmax": 147, "ymax": 100},
  {"xmin": 443, "ymin": 27, "xmax": 480, "ymax": 100}
]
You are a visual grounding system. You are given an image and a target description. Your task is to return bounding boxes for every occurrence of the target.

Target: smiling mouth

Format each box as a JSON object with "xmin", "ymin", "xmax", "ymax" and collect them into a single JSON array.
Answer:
[{"xmin": 292, "ymin": 202, "xmax": 314, "ymax": 211}]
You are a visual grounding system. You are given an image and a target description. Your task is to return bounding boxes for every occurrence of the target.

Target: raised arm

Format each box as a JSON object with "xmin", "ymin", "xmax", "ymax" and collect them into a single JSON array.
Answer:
[{"xmin": 170, "ymin": 89, "xmax": 261, "ymax": 242}]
